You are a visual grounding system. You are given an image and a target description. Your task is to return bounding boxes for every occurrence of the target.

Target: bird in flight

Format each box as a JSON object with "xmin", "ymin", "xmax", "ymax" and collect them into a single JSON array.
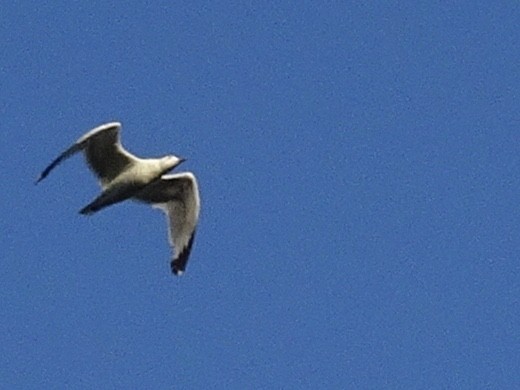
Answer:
[{"xmin": 36, "ymin": 121, "xmax": 200, "ymax": 276}]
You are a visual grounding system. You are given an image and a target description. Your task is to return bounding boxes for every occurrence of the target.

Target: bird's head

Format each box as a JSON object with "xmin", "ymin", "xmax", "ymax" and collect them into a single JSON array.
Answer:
[{"xmin": 160, "ymin": 155, "xmax": 186, "ymax": 174}]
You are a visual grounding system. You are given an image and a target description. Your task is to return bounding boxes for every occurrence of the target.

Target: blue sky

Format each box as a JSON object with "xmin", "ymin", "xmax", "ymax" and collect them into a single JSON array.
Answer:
[{"xmin": 1, "ymin": 2, "xmax": 519, "ymax": 388}]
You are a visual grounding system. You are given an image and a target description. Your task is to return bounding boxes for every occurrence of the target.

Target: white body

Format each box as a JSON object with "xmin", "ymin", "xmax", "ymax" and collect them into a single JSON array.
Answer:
[{"xmin": 37, "ymin": 122, "xmax": 201, "ymax": 275}]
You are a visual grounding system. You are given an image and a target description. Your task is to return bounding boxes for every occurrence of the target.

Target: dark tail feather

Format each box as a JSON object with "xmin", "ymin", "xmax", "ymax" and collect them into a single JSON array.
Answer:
[
  {"xmin": 79, "ymin": 184, "xmax": 142, "ymax": 216},
  {"xmin": 79, "ymin": 196, "xmax": 108, "ymax": 216},
  {"xmin": 79, "ymin": 203, "xmax": 98, "ymax": 216}
]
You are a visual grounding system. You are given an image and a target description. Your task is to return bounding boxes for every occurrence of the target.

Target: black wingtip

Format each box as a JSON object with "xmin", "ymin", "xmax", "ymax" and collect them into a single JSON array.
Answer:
[
  {"xmin": 171, "ymin": 266, "xmax": 184, "ymax": 276},
  {"xmin": 171, "ymin": 258, "xmax": 186, "ymax": 275},
  {"xmin": 35, "ymin": 166, "xmax": 53, "ymax": 185},
  {"xmin": 170, "ymin": 231, "xmax": 196, "ymax": 276},
  {"xmin": 35, "ymin": 172, "xmax": 46, "ymax": 185}
]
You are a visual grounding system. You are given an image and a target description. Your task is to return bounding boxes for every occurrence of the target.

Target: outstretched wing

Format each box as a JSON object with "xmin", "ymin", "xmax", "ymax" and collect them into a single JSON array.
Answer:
[
  {"xmin": 80, "ymin": 122, "xmax": 139, "ymax": 186},
  {"xmin": 137, "ymin": 172, "xmax": 200, "ymax": 275},
  {"xmin": 36, "ymin": 142, "xmax": 83, "ymax": 184},
  {"xmin": 36, "ymin": 122, "xmax": 138, "ymax": 187}
]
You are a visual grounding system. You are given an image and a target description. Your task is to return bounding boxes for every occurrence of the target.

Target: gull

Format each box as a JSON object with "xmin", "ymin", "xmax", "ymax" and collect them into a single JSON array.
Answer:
[{"xmin": 36, "ymin": 121, "xmax": 200, "ymax": 275}]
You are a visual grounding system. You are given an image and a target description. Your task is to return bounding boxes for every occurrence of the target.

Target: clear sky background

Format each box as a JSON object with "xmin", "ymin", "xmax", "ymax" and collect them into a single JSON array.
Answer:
[{"xmin": 1, "ymin": 2, "xmax": 519, "ymax": 389}]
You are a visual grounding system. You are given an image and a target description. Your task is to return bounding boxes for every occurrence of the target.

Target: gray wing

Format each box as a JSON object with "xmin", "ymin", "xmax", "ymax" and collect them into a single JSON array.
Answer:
[
  {"xmin": 137, "ymin": 172, "xmax": 200, "ymax": 275},
  {"xmin": 36, "ymin": 122, "xmax": 138, "ymax": 187}
]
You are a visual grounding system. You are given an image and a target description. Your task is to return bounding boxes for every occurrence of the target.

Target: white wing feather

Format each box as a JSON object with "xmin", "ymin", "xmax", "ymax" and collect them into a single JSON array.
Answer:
[{"xmin": 143, "ymin": 172, "xmax": 200, "ymax": 275}]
